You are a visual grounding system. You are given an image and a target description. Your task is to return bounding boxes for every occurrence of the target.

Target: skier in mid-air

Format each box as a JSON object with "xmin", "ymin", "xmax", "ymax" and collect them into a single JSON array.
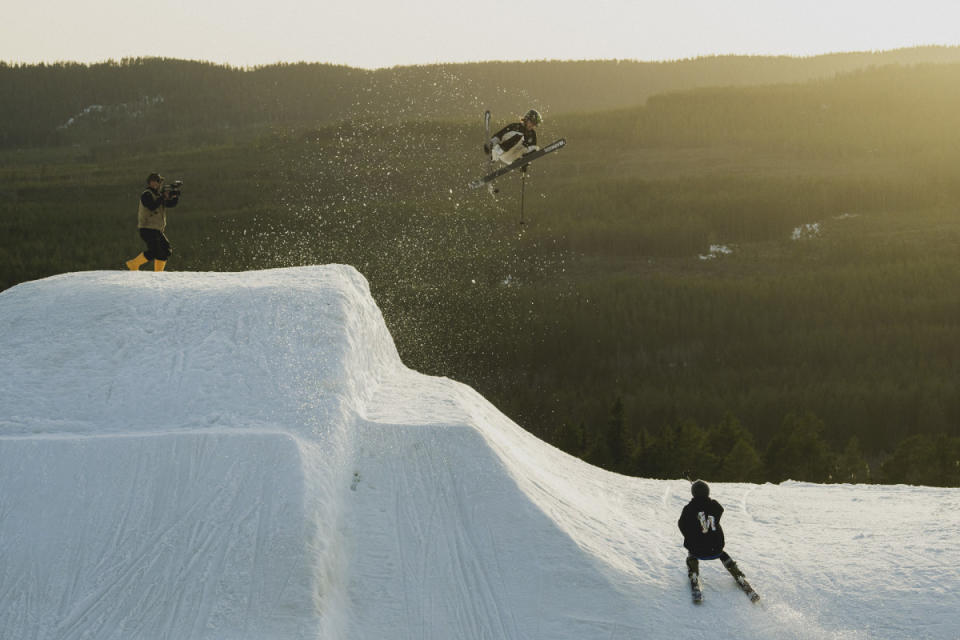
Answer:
[
  {"xmin": 484, "ymin": 109, "xmax": 542, "ymax": 167},
  {"xmin": 678, "ymin": 480, "xmax": 759, "ymax": 603},
  {"xmin": 469, "ymin": 108, "xmax": 564, "ymax": 211}
]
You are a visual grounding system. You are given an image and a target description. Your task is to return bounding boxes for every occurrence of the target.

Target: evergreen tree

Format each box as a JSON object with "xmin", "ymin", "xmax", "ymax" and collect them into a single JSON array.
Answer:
[
  {"xmin": 706, "ymin": 413, "xmax": 762, "ymax": 481},
  {"xmin": 765, "ymin": 412, "xmax": 835, "ymax": 483},
  {"xmin": 836, "ymin": 437, "xmax": 871, "ymax": 484},
  {"xmin": 636, "ymin": 419, "xmax": 718, "ymax": 479},
  {"xmin": 553, "ymin": 420, "xmax": 588, "ymax": 460},
  {"xmin": 718, "ymin": 437, "xmax": 764, "ymax": 483},
  {"xmin": 882, "ymin": 435, "xmax": 960, "ymax": 487},
  {"xmin": 606, "ymin": 397, "xmax": 626, "ymax": 472}
]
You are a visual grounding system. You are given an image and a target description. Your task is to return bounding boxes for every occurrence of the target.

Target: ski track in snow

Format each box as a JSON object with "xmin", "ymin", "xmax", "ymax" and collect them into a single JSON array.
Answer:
[{"xmin": 0, "ymin": 265, "xmax": 958, "ymax": 640}]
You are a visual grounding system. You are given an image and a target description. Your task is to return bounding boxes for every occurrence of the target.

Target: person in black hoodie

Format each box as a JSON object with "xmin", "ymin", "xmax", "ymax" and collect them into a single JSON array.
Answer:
[{"xmin": 678, "ymin": 480, "xmax": 757, "ymax": 601}]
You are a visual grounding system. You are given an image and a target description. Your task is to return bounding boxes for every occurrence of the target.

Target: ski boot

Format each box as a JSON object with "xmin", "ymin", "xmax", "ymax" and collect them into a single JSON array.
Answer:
[
  {"xmin": 722, "ymin": 557, "xmax": 760, "ymax": 603},
  {"xmin": 687, "ymin": 557, "xmax": 703, "ymax": 604}
]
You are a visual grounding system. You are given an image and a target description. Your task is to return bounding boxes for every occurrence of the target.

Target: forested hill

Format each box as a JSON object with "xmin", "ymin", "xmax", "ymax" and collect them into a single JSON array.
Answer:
[{"xmin": 4, "ymin": 46, "xmax": 960, "ymax": 148}]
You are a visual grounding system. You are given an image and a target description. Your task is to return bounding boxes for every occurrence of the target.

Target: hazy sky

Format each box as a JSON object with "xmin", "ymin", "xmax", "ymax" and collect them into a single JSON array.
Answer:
[{"xmin": 5, "ymin": 0, "xmax": 960, "ymax": 68}]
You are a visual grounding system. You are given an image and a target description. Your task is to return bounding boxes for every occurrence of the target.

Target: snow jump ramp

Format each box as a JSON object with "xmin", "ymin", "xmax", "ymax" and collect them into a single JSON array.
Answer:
[{"xmin": 1, "ymin": 266, "xmax": 957, "ymax": 640}]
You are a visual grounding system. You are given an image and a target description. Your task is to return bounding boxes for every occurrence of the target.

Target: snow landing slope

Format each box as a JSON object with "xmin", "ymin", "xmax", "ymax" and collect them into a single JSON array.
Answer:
[{"xmin": 0, "ymin": 265, "xmax": 957, "ymax": 640}]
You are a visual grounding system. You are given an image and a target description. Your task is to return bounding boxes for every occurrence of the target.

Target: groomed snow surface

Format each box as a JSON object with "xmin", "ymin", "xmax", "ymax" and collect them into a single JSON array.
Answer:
[{"xmin": 1, "ymin": 265, "xmax": 957, "ymax": 640}]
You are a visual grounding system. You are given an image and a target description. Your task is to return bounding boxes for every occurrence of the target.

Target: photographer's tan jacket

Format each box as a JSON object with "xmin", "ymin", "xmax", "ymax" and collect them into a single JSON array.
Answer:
[{"xmin": 138, "ymin": 189, "xmax": 168, "ymax": 232}]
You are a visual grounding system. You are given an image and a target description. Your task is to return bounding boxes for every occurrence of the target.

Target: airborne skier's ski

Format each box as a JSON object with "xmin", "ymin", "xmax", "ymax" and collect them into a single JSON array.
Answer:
[
  {"xmin": 482, "ymin": 110, "xmax": 498, "ymax": 196},
  {"xmin": 469, "ymin": 138, "xmax": 566, "ymax": 189}
]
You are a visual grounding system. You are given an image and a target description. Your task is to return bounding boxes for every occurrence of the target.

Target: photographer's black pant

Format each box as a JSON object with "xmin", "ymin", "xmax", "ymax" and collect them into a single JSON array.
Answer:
[{"xmin": 139, "ymin": 228, "xmax": 172, "ymax": 261}]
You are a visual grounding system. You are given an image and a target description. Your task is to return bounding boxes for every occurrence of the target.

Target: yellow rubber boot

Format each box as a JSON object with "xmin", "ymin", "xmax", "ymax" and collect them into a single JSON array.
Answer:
[
  {"xmin": 126, "ymin": 253, "xmax": 148, "ymax": 271},
  {"xmin": 154, "ymin": 259, "xmax": 167, "ymax": 272}
]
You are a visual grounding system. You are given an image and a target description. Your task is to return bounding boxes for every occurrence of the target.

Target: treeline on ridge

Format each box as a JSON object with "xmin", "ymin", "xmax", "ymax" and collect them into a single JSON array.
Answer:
[
  {"xmin": 571, "ymin": 402, "xmax": 960, "ymax": 486},
  {"xmin": 4, "ymin": 46, "xmax": 960, "ymax": 149}
]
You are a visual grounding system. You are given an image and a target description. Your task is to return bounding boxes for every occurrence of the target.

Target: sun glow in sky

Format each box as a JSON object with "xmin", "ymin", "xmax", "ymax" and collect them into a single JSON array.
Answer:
[{"xmin": 5, "ymin": 0, "xmax": 960, "ymax": 68}]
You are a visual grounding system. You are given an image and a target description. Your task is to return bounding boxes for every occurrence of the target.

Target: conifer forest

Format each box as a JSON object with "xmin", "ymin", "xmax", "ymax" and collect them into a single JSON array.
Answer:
[{"xmin": 2, "ymin": 50, "xmax": 959, "ymax": 485}]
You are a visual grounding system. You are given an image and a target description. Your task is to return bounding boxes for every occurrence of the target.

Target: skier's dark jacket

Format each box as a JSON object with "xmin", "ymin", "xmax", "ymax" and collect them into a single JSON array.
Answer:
[
  {"xmin": 678, "ymin": 496, "xmax": 726, "ymax": 558},
  {"xmin": 493, "ymin": 122, "xmax": 537, "ymax": 153}
]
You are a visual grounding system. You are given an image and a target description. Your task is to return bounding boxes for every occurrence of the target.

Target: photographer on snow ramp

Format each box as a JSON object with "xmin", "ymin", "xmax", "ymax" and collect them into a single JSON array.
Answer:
[{"xmin": 125, "ymin": 173, "xmax": 181, "ymax": 272}]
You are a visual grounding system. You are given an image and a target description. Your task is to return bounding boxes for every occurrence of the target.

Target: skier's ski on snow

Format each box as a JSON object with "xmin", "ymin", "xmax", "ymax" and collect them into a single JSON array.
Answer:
[
  {"xmin": 722, "ymin": 557, "xmax": 761, "ymax": 603},
  {"xmin": 688, "ymin": 564, "xmax": 760, "ymax": 604},
  {"xmin": 733, "ymin": 574, "xmax": 761, "ymax": 603},
  {"xmin": 469, "ymin": 138, "xmax": 566, "ymax": 189},
  {"xmin": 689, "ymin": 572, "xmax": 704, "ymax": 604},
  {"xmin": 688, "ymin": 573, "xmax": 758, "ymax": 604}
]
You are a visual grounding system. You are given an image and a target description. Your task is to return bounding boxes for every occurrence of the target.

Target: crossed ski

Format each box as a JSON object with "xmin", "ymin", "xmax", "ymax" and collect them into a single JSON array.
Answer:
[{"xmin": 469, "ymin": 138, "xmax": 566, "ymax": 189}]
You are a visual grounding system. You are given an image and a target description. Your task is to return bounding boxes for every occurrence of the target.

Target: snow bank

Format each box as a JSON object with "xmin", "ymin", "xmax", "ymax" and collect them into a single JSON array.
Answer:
[
  {"xmin": 1, "ymin": 266, "xmax": 394, "ymax": 435},
  {"xmin": 1, "ymin": 265, "xmax": 957, "ymax": 640},
  {"xmin": 0, "ymin": 431, "xmax": 321, "ymax": 639}
]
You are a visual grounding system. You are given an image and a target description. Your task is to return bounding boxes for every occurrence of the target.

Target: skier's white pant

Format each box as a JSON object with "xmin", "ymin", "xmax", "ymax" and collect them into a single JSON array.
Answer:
[{"xmin": 492, "ymin": 131, "xmax": 529, "ymax": 164}]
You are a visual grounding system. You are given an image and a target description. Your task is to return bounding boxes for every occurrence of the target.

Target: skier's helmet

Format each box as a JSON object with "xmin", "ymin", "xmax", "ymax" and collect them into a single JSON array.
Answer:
[
  {"xmin": 522, "ymin": 109, "xmax": 543, "ymax": 125},
  {"xmin": 691, "ymin": 480, "xmax": 710, "ymax": 498}
]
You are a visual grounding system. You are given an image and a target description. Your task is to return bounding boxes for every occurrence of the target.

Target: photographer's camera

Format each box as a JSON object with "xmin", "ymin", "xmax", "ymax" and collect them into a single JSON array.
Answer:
[{"xmin": 161, "ymin": 180, "xmax": 183, "ymax": 197}]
